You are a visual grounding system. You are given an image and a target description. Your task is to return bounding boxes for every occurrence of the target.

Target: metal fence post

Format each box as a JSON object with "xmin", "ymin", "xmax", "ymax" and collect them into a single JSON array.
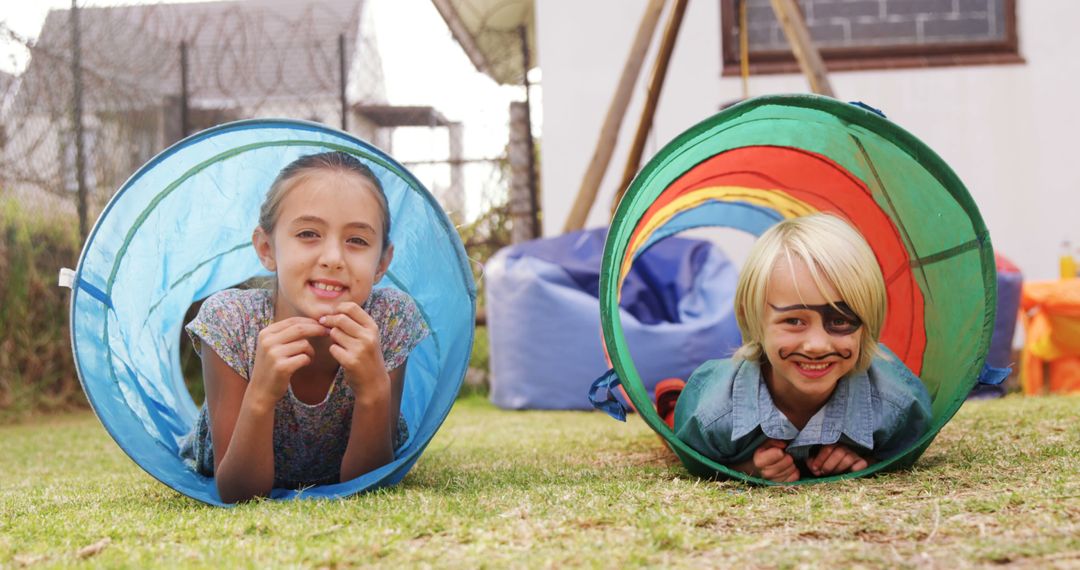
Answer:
[
  {"xmin": 70, "ymin": 0, "xmax": 88, "ymax": 240},
  {"xmin": 180, "ymin": 40, "xmax": 190, "ymax": 138},
  {"xmin": 518, "ymin": 25, "xmax": 539, "ymax": 238},
  {"xmin": 339, "ymin": 33, "xmax": 348, "ymax": 131}
]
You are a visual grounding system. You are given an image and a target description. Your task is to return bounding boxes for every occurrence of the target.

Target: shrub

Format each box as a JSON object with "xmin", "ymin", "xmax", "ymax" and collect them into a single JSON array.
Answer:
[{"xmin": 0, "ymin": 199, "xmax": 84, "ymax": 422}]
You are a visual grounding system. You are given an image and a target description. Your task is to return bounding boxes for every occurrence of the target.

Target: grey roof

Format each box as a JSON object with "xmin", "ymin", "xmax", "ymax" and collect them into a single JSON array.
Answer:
[
  {"xmin": 354, "ymin": 104, "xmax": 452, "ymax": 127},
  {"xmin": 14, "ymin": 0, "xmax": 383, "ymax": 114}
]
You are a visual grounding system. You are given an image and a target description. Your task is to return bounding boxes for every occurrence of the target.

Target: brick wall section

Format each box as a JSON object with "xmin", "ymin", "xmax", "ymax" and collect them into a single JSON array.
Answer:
[{"xmin": 742, "ymin": 0, "xmax": 1005, "ymax": 52}]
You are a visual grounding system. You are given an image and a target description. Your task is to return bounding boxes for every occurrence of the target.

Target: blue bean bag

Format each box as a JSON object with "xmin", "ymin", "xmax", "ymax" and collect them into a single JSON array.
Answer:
[{"xmin": 486, "ymin": 228, "xmax": 740, "ymax": 409}]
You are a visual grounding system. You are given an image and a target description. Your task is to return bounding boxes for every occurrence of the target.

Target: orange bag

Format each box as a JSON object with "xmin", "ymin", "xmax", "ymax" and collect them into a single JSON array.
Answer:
[{"xmin": 1020, "ymin": 279, "xmax": 1080, "ymax": 394}]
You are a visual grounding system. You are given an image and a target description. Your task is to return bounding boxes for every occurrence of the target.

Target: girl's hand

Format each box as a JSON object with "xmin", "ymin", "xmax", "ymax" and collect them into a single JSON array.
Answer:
[
  {"xmin": 321, "ymin": 302, "xmax": 389, "ymax": 402},
  {"xmin": 753, "ymin": 438, "xmax": 800, "ymax": 482},
  {"xmin": 808, "ymin": 444, "xmax": 869, "ymax": 477},
  {"xmin": 250, "ymin": 316, "xmax": 327, "ymax": 408}
]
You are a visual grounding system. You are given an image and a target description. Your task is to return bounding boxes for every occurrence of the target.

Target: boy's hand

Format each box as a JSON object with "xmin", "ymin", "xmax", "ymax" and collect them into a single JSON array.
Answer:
[
  {"xmin": 808, "ymin": 444, "xmax": 869, "ymax": 477},
  {"xmin": 321, "ymin": 302, "xmax": 390, "ymax": 402},
  {"xmin": 250, "ymin": 316, "xmax": 327, "ymax": 408},
  {"xmin": 753, "ymin": 438, "xmax": 799, "ymax": 482}
]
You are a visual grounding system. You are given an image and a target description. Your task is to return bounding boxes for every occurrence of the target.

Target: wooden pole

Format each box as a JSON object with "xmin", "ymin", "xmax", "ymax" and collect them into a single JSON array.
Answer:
[
  {"xmin": 769, "ymin": 0, "xmax": 834, "ymax": 97},
  {"xmin": 739, "ymin": 0, "xmax": 750, "ymax": 99},
  {"xmin": 447, "ymin": 122, "xmax": 465, "ymax": 226},
  {"xmin": 612, "ymin": 0, "xmax": 689, "ymax": 213},
  {"xmin": 508, "ymin": 101, "xmax": 534, "ymax": 243},
  {"xmin": 562, "ymin": 0, "xmax": 666, "ymax": 234}
]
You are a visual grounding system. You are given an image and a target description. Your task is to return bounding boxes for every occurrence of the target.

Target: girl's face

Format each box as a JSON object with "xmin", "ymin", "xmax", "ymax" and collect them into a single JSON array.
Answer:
[
  {"xmin": 760, "ymin": 256, "xmax": 862, "ymax": 404},
  {"xmin": 254, "ymin": 169, "xmax": 392, "ymax": 321}
]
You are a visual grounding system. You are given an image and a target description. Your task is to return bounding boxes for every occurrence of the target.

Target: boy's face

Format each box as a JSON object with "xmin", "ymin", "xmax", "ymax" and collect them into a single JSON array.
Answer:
[{"xmin": 759, "ymin": 256, "xmax": 862, "ymax": 405}]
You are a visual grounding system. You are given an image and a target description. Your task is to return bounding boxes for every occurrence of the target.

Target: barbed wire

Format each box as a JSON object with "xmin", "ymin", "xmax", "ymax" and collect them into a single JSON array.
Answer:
[{"xmin": 0, "ymin": 1, "xmax": 440, "ymax": 229}]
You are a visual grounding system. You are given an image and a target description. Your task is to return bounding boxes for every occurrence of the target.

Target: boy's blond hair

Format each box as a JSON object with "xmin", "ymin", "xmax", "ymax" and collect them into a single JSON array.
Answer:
[{"xmin": 733, "ymin": 213, "xmax": 886, "ymax": 372}]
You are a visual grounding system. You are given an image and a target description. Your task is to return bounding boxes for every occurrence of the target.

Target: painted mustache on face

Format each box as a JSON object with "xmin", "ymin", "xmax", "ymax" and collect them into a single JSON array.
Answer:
[{"xmin": 778, "ymin": 348, "xmax": 854, "ymax": 361}]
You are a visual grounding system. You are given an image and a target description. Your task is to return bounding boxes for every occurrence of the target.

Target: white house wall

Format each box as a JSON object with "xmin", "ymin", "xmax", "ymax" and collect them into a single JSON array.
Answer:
[{"xmin": 537, "ymin": 0, "xmax": 1080, "ymax": 281}]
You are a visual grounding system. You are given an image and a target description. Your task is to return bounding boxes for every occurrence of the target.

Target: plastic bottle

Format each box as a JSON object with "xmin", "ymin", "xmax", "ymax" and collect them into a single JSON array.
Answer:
[{"xmin": 1060, "ymin": 241, "xmax": 1076, "ymax": 279}]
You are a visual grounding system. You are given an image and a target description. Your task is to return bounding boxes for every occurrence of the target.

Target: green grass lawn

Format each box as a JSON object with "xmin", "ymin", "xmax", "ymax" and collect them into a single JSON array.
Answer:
[{"xmin": 2, "ymin": 395, "xmax": 1077, "ymax": 568}]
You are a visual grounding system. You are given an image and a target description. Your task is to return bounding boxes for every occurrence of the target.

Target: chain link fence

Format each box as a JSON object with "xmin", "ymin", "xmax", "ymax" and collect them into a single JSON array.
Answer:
[
  {"xmin": 0, "ymin": 1, "xmax": 402, "ymax": 230},
  {"xmin": 0, "ymin": 0, "xmax": 516, "ymax": 415}
]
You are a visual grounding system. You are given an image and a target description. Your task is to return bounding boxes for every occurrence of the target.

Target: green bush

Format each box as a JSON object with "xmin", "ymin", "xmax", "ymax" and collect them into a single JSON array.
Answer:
[
  {"xmin": 457, "ymin": 203, "xmax": 509, "ymax": 398},
  {"xmin": 0, "ymin": 199, "xmax": 84, "ymax": 422}
]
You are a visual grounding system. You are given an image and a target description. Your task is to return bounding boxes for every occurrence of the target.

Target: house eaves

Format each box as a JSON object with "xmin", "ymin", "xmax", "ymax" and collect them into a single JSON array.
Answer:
[{"xmin": 431, "ymin": 0, "xmax": 535, "ymax": 86}]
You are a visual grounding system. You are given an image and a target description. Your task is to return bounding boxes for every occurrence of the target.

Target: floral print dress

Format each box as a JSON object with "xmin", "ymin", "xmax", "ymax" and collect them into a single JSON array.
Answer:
[{"xmin": 179, "ymin": 287, "xmax": 429, "ymax": 488}]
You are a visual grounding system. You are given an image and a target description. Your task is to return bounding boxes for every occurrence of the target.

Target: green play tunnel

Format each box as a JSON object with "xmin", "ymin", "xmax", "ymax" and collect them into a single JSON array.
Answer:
[{"xmin": 595, "ymin": 94, "xmax": 997, "ymax": 484}]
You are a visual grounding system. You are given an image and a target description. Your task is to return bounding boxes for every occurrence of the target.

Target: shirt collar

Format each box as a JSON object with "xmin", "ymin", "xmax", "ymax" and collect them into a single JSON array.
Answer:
[
  {"xmin": 788, "ymin": 371, "xmax": 875, "ymax": 451},
  {"xmin": 728, "ymin": 358, "xmax": 875, "ymax": 450},
  {"xmin": 730, "ymin": 359, "xmax": 797, "ymax": 441}
]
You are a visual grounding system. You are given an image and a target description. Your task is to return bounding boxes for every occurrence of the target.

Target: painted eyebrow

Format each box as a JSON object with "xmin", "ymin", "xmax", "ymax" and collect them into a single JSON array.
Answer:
[
  {"xmin": 768, "ymin": 302, "xmax": 853, "ymax": 314},
  {"xmin": 770, "ymin": 303, "xmax": 819, "ymax": 311}
]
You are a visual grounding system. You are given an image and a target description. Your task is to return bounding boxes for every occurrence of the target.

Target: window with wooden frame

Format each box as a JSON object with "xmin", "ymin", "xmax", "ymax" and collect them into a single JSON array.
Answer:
[{"xmin": 720, "ymin": 0, "xmax": 1022, "ymax": 75}]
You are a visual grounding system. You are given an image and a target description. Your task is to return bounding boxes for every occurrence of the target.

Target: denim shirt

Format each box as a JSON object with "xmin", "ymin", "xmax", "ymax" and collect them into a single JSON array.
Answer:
[{"xmin": 673, "ymin": 345, "xmax": 932, "ymax": 467}]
